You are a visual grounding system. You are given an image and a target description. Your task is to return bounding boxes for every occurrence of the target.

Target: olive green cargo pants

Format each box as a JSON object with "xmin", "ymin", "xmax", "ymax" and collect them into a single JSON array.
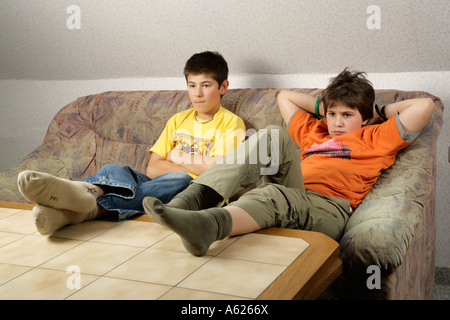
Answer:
[{"xmin": 194, "ymin": 125, "xmax": 352, "ymax": 241}]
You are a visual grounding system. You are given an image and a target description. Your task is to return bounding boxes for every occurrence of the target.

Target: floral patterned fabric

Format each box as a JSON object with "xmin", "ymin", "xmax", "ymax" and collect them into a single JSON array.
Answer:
[{"xmin": 0, "ymin": 88, "xmax": 443, "ymax": 299}]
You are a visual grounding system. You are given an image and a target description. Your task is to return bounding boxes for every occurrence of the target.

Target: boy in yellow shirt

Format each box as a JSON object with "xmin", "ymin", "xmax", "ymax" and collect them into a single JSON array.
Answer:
[{"xmin": 17, "ymin": 51, "xmax": 246, "ymax": 234}]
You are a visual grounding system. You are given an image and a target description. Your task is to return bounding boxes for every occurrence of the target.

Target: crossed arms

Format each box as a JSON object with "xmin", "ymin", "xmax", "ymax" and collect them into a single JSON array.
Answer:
[{"xmin": 146, "ymin": 151, "xmax": 222, "ymax": 179}]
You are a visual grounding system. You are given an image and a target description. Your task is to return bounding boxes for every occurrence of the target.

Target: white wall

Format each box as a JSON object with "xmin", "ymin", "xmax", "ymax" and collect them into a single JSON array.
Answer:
[
  {"xmin": 1, "ymin": 0, "xmax": 448, "ymax": 80},
  {"xmin": 0, "ymin": 0, "xmax": 449, "ymax": 266}
]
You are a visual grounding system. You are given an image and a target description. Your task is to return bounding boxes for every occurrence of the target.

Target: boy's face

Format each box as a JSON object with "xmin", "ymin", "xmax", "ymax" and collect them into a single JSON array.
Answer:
[
  {"xmin": 326, "ymin": 103, "xmax": 369, "ymax": 138},
  {"xmin": 187, "ymin": 73, "xmax": 228, "ymax": 121}
]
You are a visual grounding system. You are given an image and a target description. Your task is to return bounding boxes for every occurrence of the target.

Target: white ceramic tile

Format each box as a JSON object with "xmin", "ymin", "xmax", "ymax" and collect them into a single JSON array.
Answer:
[
  {"xmin": 0, "ymin": 231, "xmax": 26, "ymax": 248},
  {"xmin": 178, "ymin": 257, "xmax": 286, "ymax": 299},
  {"xmin": 91, "ymin": 220, "xmax": 172, "ymax": 247},
  {"xmin": 218, "ymin": 233, "xmax": 310, "ymax": 265},
  {"xmin": 107, "ymin": 248, "xmax": 210, "ymax": 286},
  {"xmin": 51, "ymin": 220, "xmax": 121, "ymax": 240},
  {"xmin": 0, "ymin": 210, "xmax": 37, "ymax": 234},
  {"xmin": 0, "ymin": 234, "xmax": 83, "ymax": 267},
  {"xmin": 67, "ymin": 277, "xmax": 172, "ymax": 300},
  {"xmin": 160, "ymin": 287, "xmax": 249, "ymax": 300},
  {"xmin": 0, "ymin": 208, "xmax": 22, "ymax": 219},
  {"xmin": 41, "ymin": 241, "xmax": 144, "ymax": 275},
  {"xmin": 0, "ymin": 263, "xmax": 31, "ymax": 285},
  {"xmin": 0, "ymin": 268, "xmax": 98, "ymax": 300}
]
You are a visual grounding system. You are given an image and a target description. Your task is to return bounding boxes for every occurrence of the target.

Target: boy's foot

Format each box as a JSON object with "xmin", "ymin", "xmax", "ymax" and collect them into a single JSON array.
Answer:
[
  {"xmin": 32, "ymin": 204, "xmax": 103, "ymax": 235},
  {"xmin": 18, "ymin": 170, "xmax": 98, "ymax": 213},
  {"xmin": 143, "ymin": 197, "xmax": 231, "ymax": 256}
]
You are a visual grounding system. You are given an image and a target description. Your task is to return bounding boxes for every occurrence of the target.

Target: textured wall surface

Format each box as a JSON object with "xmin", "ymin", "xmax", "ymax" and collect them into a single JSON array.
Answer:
[{"xmin": 0, "ymin": 0, "xmax": 448, "ymax": 80}]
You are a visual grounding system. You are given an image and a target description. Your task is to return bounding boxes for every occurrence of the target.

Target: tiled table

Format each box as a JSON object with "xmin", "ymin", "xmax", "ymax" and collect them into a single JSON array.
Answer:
[{"xmin": 0, "ymin": 201, "xmax": 341, "ymax": 300}]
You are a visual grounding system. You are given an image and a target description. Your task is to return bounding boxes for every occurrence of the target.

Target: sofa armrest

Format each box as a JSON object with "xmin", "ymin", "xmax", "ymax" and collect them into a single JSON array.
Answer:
[
  {"xmin": 339, "ymin": 195, "xmax": 422, "ymax": 274},
  {"xmin": 339, "ymin": 142, "xmax": 434, "ymax": 274},
  {"xmin": 0, "ymin": 144, "xmax": 79, "ymax": 203}
]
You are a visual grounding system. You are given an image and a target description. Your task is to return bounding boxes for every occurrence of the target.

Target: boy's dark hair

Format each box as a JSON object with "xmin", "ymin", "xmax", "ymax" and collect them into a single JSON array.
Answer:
[
  {"xmin": 184, "ymin": 51, "xmax": 228, "ymax": 88},
  {"xmin": 321, "ymin": 68, "xmax": 374, "ymax": 121}
]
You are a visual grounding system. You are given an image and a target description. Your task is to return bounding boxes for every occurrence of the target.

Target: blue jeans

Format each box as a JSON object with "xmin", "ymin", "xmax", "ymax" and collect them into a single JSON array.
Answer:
[{"xmin": 84, "ymin": 164, "xmax": 193, "ymax": 220}]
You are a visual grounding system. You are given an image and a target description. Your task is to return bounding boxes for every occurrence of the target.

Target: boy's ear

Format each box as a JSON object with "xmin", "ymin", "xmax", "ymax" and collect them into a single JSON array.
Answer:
[
  {"xmin": 362, "ymin": 118, "xmax": 369, "ymax": 126},
  {"xmin": 219, "ymin": 80, "xmax": 229, "ymax": 95}
]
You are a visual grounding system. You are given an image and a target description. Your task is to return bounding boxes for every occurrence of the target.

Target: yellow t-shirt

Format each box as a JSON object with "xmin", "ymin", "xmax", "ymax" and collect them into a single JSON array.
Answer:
[{"xmin": 150, "ymin": 106, "xmax": 246, "ymax": 178}]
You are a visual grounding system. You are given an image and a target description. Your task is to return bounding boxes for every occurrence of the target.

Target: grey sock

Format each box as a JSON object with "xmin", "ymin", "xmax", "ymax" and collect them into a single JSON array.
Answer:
[{"xmin": 166, "ymin": 183, "xmax": 223, "ymax": 210}]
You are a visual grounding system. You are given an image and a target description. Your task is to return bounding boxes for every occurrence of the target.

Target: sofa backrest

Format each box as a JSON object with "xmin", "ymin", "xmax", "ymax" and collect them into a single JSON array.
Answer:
[{"xmin": 41, "ymin": 88, "xmax": 443, "ymax": 184}]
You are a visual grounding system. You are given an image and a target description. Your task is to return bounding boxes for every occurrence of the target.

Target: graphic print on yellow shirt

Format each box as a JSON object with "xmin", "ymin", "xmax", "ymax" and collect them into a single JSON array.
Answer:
[{"xmin": 173, "ymin": 132, "xmax": 214, "ymax": 156}]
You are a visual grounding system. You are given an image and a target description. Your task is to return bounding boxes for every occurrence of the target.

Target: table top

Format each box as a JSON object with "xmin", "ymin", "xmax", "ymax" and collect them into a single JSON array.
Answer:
[{"xmin": 0, "ymin": 201, "xmax": 341, "ymax": 300}]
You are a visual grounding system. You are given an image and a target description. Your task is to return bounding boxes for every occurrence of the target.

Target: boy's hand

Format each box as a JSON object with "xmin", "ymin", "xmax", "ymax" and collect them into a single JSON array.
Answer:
[{"xmin": 366, "ymin": 104, "xmax": 383, "ymax": 125}]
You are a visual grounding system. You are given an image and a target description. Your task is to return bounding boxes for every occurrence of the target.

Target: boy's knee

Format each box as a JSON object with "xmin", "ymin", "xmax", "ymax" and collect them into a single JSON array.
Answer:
[{"xmin": 231, "ymin": 184, "xmax": 290, "ymax": 228}]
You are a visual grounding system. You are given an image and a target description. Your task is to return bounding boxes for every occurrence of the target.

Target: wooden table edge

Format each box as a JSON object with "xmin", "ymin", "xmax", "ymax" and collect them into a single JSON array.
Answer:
[{"xmin": 0, "ymin": 201, "xmax": 35, "ymax": 210}]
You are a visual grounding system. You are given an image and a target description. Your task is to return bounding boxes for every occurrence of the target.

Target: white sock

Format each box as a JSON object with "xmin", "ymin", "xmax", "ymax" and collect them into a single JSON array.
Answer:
[
  {"xmin": 18, "ymin": 170, "xmax": 98, "ymax": 213},
  {"xmin": 33, "ymin": 205, "xmax": 103, "ymax": 235}
]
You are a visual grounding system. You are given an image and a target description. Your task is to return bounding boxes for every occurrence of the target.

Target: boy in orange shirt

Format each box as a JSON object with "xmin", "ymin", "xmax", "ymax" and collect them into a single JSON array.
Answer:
[{"xmin": 143, "ymin": 69, "xmax": 435, "ymax": 257}]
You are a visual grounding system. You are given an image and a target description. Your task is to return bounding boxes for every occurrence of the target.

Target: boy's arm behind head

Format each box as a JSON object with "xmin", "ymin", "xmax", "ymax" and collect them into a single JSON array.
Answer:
[
  {"xmin": 384, "ymin": 98, "xmax": 435, "ymax": 134},
  {"xmin": 278, "ymin": 90, "xmax": 321, "ymax": 126}
]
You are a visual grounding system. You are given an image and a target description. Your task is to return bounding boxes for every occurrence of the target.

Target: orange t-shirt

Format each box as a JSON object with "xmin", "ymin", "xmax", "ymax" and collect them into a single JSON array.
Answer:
[{"xmin": 288, "ymin": 109, "xmax": 414, "ymax": 209}]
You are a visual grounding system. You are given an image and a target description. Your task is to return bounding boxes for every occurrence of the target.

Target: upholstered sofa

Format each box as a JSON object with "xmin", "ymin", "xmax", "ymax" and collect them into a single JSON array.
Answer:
[{"xmin": 0, "ymin": 88, "xmax": 443, "ymax": 299}]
